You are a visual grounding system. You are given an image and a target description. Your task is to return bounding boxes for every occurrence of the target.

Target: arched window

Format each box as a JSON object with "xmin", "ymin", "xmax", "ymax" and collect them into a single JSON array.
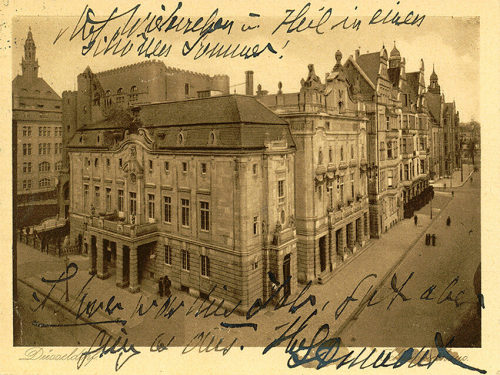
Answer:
[
  {"xmin": 130, "ymin": 86, "xmax": 138, "ymax": 101},
  {"xmin": 318, "ymin": 149, "xmax": 323, "ymax": 165},
  {"xmin": 209, "ymin": 131, "xmax": 216, "ymax": 145},
  {"xmin": 340, "ymin": 146, "xmax": 344, "ymax": 161},
  {"xmin": 104, "ymin": 90, "xmax": 112, "ymax": 107},
  {"xmin": 329, "ymin": 147, "xmax": 333, "ymax": 163},
  {"xmin": 178, "ymin": 132, "xmax": 185, "ymax": 145},
  {"xmin": 116, "ymin": 88, "xmax": 124, "ymax": 103},
  {"xmin": 351, "ymin": 144, "xmax": 354, "ymax": 159}
]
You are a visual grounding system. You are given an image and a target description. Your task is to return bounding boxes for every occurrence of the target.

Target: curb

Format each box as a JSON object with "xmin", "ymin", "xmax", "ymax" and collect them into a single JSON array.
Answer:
[{"xmin": 332, "ymin": 194, "xmax": 453, "ymax": 339}]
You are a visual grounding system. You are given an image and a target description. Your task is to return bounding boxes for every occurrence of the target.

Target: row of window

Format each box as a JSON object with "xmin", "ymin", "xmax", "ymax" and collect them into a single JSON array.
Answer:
[
  {"xmin": 36, "ymin": 126, "xmax": 62, "ymax": 137},
  {"xmin": 83, "ymin": 187, "xmax": 211, "ymax": 230},
  {"xmin": 164, "ymin": 246, "xmax": 210, "ymax": 276},
  {"xmin": 22, "ymin": 161, "xmax": 62, "ymax": 173},
  {"xmin": 21, "ymin": 143, "xmax": 62, "ymax": 156},
  {"xmin": 18, "ymin": 103, "xmax": 61, "ymax": 110},
  {"xmin": 318, "ymin": 144, "xmax": 360, "ymax": 166},
  {"xmin": 94, "ymin": 86, "xmax": 139, "ymax": 106},
  {"xmin": 22, "ymin": 178, "xmax": 51, "ymax": 190}
]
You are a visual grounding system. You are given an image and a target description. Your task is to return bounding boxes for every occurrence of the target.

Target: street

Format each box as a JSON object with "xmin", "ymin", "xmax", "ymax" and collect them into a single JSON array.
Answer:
[{"xmin": 339, "ymin": 169, "xmax": 481, "ymax": 347}]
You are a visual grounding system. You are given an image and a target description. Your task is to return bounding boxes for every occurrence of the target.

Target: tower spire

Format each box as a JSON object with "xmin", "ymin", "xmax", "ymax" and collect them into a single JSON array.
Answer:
[{"xmin": 21, "ymin": 27, "xmax": 39, "ymax": 80}]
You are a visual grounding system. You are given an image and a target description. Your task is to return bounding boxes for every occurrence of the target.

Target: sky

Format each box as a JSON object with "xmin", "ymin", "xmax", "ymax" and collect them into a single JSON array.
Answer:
[{"xmin": 11, "ymin": 13, "xmax": 479, "ymax": 122}]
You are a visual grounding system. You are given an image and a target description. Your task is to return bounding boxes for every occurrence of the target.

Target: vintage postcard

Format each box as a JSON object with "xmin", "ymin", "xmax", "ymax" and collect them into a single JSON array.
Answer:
[{"xmin": 0, "ymin": 0, "xmax": 498, "ymax": 373}]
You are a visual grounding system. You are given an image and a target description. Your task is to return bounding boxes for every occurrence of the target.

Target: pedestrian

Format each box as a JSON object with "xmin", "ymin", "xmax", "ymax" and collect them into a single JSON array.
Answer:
[
  {"xmin": 446, "ymin": 216, "xmax": 451, "ymax": 226},
  {"xmin": 414, "ymin": 214, "xmax": 418, "ymax": 226},
  {"xmin": 164, "ymin": 276, "xmax": 171, "ymax": 297}
]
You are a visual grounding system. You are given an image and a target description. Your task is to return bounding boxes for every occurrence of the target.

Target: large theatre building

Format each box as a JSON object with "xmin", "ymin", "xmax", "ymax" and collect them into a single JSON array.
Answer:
[{"xmin": 67, "ymin": 95, "xmax": 297, "ymax": 310}]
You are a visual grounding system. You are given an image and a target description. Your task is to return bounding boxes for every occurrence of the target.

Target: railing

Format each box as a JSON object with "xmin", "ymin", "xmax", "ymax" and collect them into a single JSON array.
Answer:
[{"xmin": 89, "ymin": 216, "xmax": 158, "ymax": 237}]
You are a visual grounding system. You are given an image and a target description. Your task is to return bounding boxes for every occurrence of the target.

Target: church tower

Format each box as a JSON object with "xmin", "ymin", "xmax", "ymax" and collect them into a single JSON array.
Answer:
[
  {"xmin": 21, "ymin": 27, "xmax": 39, "ymax": 80},
  {"xmin": 428, "ymin": 65, "xmax": 441, "ymax": 94}
]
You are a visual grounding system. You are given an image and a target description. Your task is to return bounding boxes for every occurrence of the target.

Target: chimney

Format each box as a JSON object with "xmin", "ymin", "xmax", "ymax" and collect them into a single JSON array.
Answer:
[{"xmin": 245, "ymin": 71, "xmax": 254, "ymax": 96}]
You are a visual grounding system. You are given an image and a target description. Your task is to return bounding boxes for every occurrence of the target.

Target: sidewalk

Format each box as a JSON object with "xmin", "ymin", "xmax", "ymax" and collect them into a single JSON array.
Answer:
[
  {"xmin": 431, "ymin": 163, "xmax": 475, "ymax": 189},
  {"xmin": 17, "ymin": 189, "xmax": 455, "ymax": 347}
]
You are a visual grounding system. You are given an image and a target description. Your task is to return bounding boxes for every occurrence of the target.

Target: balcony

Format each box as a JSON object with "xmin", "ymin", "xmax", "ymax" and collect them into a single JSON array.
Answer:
[
  {"xmin": 331, "ymin": 197, "xmax": 368, "ymax": 222},
  {"xmin": 89, "ymin": 216, "xmax": 158, "ymax": 237}
]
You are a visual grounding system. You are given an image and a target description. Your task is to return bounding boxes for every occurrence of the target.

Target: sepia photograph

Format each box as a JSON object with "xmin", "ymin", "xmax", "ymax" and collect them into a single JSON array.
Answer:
[{"xmin": 3, "ymin": 0, "xmax": 496, "ymax": 373}]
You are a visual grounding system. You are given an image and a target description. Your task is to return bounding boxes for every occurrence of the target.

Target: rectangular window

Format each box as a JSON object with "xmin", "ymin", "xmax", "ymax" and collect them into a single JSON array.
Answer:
[
  {"xmin": 201, "ymin": 255, "xmax": 210, "ymax": 277},
  {"xmin": 185, "ymin": 83, "xmax": 190, "ymax": 96},
  {"xmin": 106, "ymin": 158, "xmax": 110, "ymax": 167},
  {"xmin": 164, "ymin": 161, "xmax": 169, "ymax": 173},
  {"xmin": 200, "ymin": 201, "xmax": 209, "ymax": 231},
  {"xmin": 388, "ymin": 170, "xmax": 393, "ymax": 188},
  {"xmin": 253, "ymin": 216, "xmax": 259, "ymax": 235},
  {"xmin": 84, "ymin": 184, "xmax": 89, "ymax": 208},
  {"xmin": 386, "ymin": 116, "xmax": 390, "ymax": 130},
  {"xmin": 130, "ymin": 192, "xmax": 137, "ymax": 215},
  {"xmin": 23, "ymin": 144, "xmax": 27, "ymax": 156},
  {"xmin": 181, "ymin": 198, "xmax": 190, "ymax": 227},
  {"xmin": 163, "ymin": 196, "xmax": 172, "ymax": 223},
  {"xmin": 106, "ymin": 188, "xmax": 111, "ymax": 211},
  {"xmin": 38, "ymin": 144, "xmax": 42, "ymax": 155},
  {"xmin": 47, "ymin": 143, "xmax": 51, "ymax": 154},
  {"xmin": 182, "ymin": 162, "xmax": 188, "ymax": 172},
  {"xmin": 164, "ymin": 245, "xmax": 172, "ymax": 265},
  {"xmin": 278, "ymin": 180, "xmax": 285, "ymax": 204},
  {"xmin": 39, "ymin": 127, "xmax": 42, "ymax": 136},
  {"xmin": 94, "ymin": 186, "xmax": 100, "ymax": 208},
  {"xmin": 149, "ymin": 160, "xmax": 153, "ymax": 172},
  {"xmin": 118, "ymin": 189, "xmax": 124, "ymax": 211},
  {"xmin": 338, "ymin": 176, "xmax": 344, "ymax": 203},
  {"xmin": 28, "ymin": 144, "xmax": 31, "ymax": 155},
  {"xmin": 119, "ymin": 158, "xmax": 123, "ymax": 168},
  {"xmin": 182, "ymin": 250, "xmax": 190, "ymax": 270},
  {"xmin": 148, "ymin": 194, "xmax": 155, "ymax": 219},
  {"xmin": 201, "ymin": 163, "xmax": 207, "ymax": 174}
]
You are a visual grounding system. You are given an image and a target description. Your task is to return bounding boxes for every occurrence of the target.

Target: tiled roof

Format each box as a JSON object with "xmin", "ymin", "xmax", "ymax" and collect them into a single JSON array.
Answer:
[
  {"xmin": 71, "ymin": 95, "xmax": 294, "ymax": 150},
  {"xmin": 356, "ymin": 52, "xmax": 380, "ymax": 86},
  {"xmin": 12, "ymin": 75, "xmax": 61, "ymax": 100}
]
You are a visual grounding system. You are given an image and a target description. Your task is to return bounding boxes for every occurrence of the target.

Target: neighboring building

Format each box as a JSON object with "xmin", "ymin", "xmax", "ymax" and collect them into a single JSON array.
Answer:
[
  {"xmin": 443, "ymin": 101, "xmax": 460, "ymax": 175},
  {"xmin": 344, "ymin": 46, "xmax": 404, "ymax": 237},
  {"xmin": 13, "ymin": 28, "xmax": 62, "ymax": 223},
  {"xmin": 425, "ymin": 66, "xmax": 445, "ymax": 180},
  {"xmin": 59, "ymin": 61, "xmax": 230, "ymax": 218},
  {"xmin": 257, "ymin": 51, "xmax": 371, "ymax": 284},
  {"xmin": 388, "ymin": 45, "xmax": 431, "ymax": 218},
  {"xmin": 66, "ymin": 95, "xmax": 297, "ymax": 310}
]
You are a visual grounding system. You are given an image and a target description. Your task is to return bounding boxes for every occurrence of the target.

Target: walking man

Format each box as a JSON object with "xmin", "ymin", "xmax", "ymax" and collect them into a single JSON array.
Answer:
[
  {"xmin": 446, "ymin": 216, "xmax": 451, "ymax": 226},
  {"xmin": 414, "ymin": 214, "xmax": 418, "ymax": 226}
]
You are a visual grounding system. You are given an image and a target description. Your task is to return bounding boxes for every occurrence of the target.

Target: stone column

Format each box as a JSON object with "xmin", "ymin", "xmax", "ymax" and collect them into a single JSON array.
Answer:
[
  {"xmin": 116, "ymin": 243, "xmax": 125, "ymax": 287},
  {"xmin": 347, "ymin": 223, "xmax": 355, "ymax": 249},
  {"xmin": 129, "ymin": 245, "xmax": 140, "ymax": 293},
  {"xmin": 96, "ymin": 237, "xmax": 106, "ymax": 279},
  {"xmin": 88, "ymin": 239, "xmax": 96, "ymax": 275}
]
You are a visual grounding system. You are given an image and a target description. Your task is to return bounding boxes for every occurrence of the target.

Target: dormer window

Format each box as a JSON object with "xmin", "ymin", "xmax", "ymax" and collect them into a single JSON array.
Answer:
[
  {"xmin": 209, "ymin": 131, "xmax": 216, "ymax": 145},
  {"xmin": 178, "ymin": 131, "xmax": 185, "ymax": 145}
]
